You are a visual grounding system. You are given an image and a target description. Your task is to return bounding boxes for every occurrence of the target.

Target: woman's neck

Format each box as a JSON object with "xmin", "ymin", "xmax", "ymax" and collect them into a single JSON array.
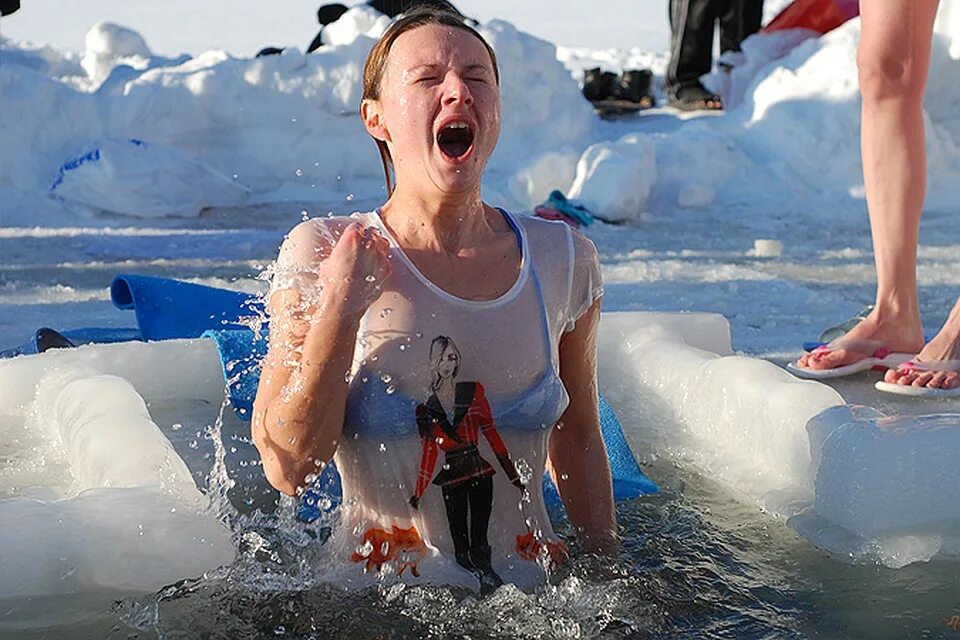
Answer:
[{"xmin": 380, "ymin": 185, "xmax": 503, "ymax": 255}]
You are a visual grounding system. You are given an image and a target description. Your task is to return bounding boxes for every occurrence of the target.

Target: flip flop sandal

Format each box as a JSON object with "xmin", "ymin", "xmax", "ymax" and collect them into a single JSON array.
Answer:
[
  {"xmin": 874, "ymin": 360, "xmax": 960, "ymax": 398},
  {"xmin": 668, "ymin": 84, "xmax": 723, "ymax": 112},
  {"xmin": 786, "ymin": 339, "xmax": 916, "ymax": 380}
]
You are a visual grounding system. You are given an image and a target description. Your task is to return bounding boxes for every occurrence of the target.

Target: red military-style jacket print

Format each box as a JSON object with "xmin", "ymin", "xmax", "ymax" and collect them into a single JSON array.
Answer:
[{"xmin": 412, "ymin": 381, "xmax": 519, "ymax": 497}]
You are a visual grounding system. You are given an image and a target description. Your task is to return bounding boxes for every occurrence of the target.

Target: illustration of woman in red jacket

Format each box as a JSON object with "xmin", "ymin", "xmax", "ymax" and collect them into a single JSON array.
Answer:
[{"xmin": 408, "ymin": 335, "xmax": 525, "ymax": 593}]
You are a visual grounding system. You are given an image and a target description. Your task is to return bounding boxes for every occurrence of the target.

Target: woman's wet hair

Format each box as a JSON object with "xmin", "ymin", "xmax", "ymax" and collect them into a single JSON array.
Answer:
[{"xmin": 361, "ymin": 6, "xmax": 500, "ymax": 194}]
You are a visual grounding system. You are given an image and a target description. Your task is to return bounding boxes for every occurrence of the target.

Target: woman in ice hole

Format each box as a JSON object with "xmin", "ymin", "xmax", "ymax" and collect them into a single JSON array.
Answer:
[{"xmin": 252, "ymin": 7, "xmax": 617, "ymax": 592}]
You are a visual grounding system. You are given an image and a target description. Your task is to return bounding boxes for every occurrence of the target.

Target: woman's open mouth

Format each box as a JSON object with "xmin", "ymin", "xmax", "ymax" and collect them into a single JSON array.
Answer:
[{"xmin": 436, "ymin": 120, "xmax": 475, "ymax": 162}]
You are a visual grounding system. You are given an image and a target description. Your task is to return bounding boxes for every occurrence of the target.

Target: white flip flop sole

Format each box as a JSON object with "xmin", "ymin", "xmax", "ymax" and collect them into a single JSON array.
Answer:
[
  {"xmin": 874, "ymin": 380, "xmax": 960, "ymax": 398},
  {"xmin": 873, "ymin": 359, "xmax": 960, "ymax": 397},
  {"xmin": 786, "ymin": 352, "xmax": 915, "ymax": 380}
]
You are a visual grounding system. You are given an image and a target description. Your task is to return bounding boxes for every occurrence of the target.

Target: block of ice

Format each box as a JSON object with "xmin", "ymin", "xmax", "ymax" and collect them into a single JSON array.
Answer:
[
  {"xmin": 797, "ymin": 405, "xmax": 960, "ymax": 566},
  {"xmin": 598, "ymin": 311, "xmax": 843, "ymax": 515},
  {"xmin": 0, "ymin": 339, "xmax": 226, "ymax": 414},
  {"xmin": 0, "ymin": 488, "xmax": 234, "ymax": 597},
  {"xmin": 34, "ymin": 370, "xmax": 198, "ymax": 495},
  {"xmin": 567, "ymin": 134, "xmax": 656, "ymax": 223}
]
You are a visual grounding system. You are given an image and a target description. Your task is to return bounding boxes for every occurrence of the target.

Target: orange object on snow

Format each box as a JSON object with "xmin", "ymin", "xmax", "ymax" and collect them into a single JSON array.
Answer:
[{"xmin": 762, "ymin": 0, "xmax": 859, "ymax": 35}]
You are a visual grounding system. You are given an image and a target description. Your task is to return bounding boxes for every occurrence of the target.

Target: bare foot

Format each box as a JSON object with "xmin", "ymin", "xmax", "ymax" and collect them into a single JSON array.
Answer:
[
  {"xmin": 883, "ymin": 304, "xmax": 960, "ymax": 390},
  {"xmin": 796, "ymin": 309, "xmax": 924, "ymax": 371}
]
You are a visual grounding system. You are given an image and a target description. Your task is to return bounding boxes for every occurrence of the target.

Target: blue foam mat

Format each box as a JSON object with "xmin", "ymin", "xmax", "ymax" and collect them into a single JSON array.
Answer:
[
  {"xmin": 111, "ymin": 273, "xmax": 264, "ymax": 341},
  {"xmin": 203, "ymin": 327, "xmax": 659, "ymax": 518}
]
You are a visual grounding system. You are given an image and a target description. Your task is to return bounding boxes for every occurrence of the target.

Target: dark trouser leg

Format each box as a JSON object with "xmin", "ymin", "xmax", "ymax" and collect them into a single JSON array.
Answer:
[
  {"xmin": 467, "ymin": 476, "xmax": 494, "ymax": 565},
  {"xmin": 465, "ymin": 476, "xmax": 502, "ymax": 594},
  {"xmin": 719, "ymin": 0, "xmax": 764, "ymax": 54},
  {"xmin": 442, "ymin": 483, "xmax": 473, "ymax": 570},
  {"xmin": 667, "ymin": 0, "xmax": 721, "ymax": 95}
]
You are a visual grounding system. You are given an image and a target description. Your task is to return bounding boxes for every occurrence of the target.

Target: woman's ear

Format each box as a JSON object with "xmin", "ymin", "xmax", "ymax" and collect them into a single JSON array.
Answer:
[{"xmin": 361, "ymin": 99, "xmax": 391, "ymax": 142}]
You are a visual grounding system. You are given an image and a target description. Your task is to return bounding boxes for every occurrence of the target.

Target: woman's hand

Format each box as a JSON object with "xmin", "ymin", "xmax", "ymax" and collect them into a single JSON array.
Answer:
[{"xmin": 318, "ymin": 222, "xmax": 391, "ymax": 320}]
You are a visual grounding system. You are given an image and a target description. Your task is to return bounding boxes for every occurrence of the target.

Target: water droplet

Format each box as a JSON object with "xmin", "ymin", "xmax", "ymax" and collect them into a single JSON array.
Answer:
[
  {"xmin": 415, "ymin": 331, "xmax": 423, "ymax": 339},
  {"xmin": 301, "ymin": 209, "xmax": 310, "ymax": 221},
  {"xmin": 295, "ymin": 167, "xmax": 304, "ymax": 177},
  {"xmin": 385, "ymin": 384, "xmax": 396, "ymax": 394},
  {"xmin": 171, "ymin": 422, "xmax": 182, "ymax": 431},
  {"xmin": 379, "ymin": 442, "xmax": 387, "ymax": 452},
  {"xmin": 380, "ymin": 373, "xmax": 392, "ymax": 383},
  {"xmin": 398, "ymin": 344, "xmax": 406, "ymax": 351},
  {"xmin": 560, "ymin": 473, "xmax": 569, "ymax": 481},
  {"xmin": 346, "ymin": 193, "xmax": 355, "ymax": 202},
  {"xmin": 365, "ymin": 275, "xmax": 377, "ymax": 282},
  {"xmin": 188, "ymin": 440, "xmax": 198, "ymax": 449}
]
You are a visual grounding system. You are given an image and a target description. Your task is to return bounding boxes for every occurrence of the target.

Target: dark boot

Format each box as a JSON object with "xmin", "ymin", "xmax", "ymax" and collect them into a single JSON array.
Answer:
[
  {"xmin": 468, "ymin": 544, "xmax": 503, "ymax": 595},
  {"xmin": 611, "ymin": 69, "xmax": 654, "ymax": 106},
  {"xmin": 582, "ymin": 67, "xmax": 617, "ymax": 102}
]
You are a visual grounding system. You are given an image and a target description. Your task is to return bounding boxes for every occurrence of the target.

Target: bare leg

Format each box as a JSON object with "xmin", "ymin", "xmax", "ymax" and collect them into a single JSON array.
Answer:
[
  {"xmin": 798, "ymin": 0, "xmax": 937, "ymax": 371},
  {"xmin": 884, "ymin": 297, "xmax": 960, "ymax": 389}
]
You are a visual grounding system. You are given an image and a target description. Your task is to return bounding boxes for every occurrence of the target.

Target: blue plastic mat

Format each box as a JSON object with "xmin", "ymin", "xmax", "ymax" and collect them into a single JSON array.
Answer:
[
  {"xmin": 110, "ymin": 273, "xmax": 264, "ymax": 341},
  {"xmin": 203, "ymin": 327, "xmax": 659, "ymax": 517}
]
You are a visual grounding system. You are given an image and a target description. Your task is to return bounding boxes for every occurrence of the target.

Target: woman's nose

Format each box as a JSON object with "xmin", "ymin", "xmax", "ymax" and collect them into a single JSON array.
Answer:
[{"xmin": 442, "ymin": 73, "xmax": 473, "ymax": 106}]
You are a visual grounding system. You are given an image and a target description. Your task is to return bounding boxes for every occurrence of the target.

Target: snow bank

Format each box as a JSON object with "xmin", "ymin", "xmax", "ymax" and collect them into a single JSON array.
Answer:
[{"xmin": 0, "ymin": 16, "xmax": 593, "ymax": 217}]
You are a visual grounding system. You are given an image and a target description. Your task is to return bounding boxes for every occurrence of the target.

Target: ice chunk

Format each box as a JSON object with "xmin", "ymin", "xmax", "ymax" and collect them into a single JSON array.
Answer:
[
  {"xmin": 750, "ymin": 238, "xmax": 783, "ymax": 257},
  {"xmin": 34, "ymin": 370, "xmax": 198, "ymax": 496},
  {"xmin": 0, "ymin": 339, "xmax": 226, "ymax": 414},
  {"xmin": 598, "ymin": 311, "xmax": 843, "ymax": 514},
  {"xmin": 799, "ymin": 405, "xmax": 960, "ymax": 565},
  {"xmin": 567, "ymin": 134, "xmax": 656, "ymax": 223},
  {"xmin": 0, "ymin": 488, "xmax": 234, "ymax": 597}
]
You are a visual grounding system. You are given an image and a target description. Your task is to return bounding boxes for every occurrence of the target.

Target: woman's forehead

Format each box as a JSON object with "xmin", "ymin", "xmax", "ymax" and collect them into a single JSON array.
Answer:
[{"xmin": 388, "ymin": 24, "xmax": 492, "ymax": 71}]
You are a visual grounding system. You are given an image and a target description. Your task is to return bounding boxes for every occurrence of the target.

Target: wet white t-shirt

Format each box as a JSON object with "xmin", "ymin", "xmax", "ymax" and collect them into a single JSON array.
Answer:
[{"xmin": 271, "ymin": 208, "xmax": 602, "ymax": 592}]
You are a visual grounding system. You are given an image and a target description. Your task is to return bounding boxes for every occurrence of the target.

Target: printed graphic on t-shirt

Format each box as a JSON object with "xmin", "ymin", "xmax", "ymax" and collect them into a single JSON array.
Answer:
[{"xmin": 351, "ymin": 335, "xmax": 566, "ymax": 591}]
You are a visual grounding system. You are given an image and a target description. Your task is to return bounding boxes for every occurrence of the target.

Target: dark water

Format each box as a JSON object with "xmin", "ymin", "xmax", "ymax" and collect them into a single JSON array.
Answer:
[{"xmin": 5, "ymin": 455, "xmax": 959, "ymax": 640}]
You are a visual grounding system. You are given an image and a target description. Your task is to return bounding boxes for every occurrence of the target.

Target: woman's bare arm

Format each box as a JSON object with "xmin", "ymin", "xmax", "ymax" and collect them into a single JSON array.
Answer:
[
  {"xmin": 547, "ymin": 298, "xmax": 618, "ymax": 553},
  {"xmin": 252, "ymin": 222, "xmax": 390, "ymax": 496}
]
